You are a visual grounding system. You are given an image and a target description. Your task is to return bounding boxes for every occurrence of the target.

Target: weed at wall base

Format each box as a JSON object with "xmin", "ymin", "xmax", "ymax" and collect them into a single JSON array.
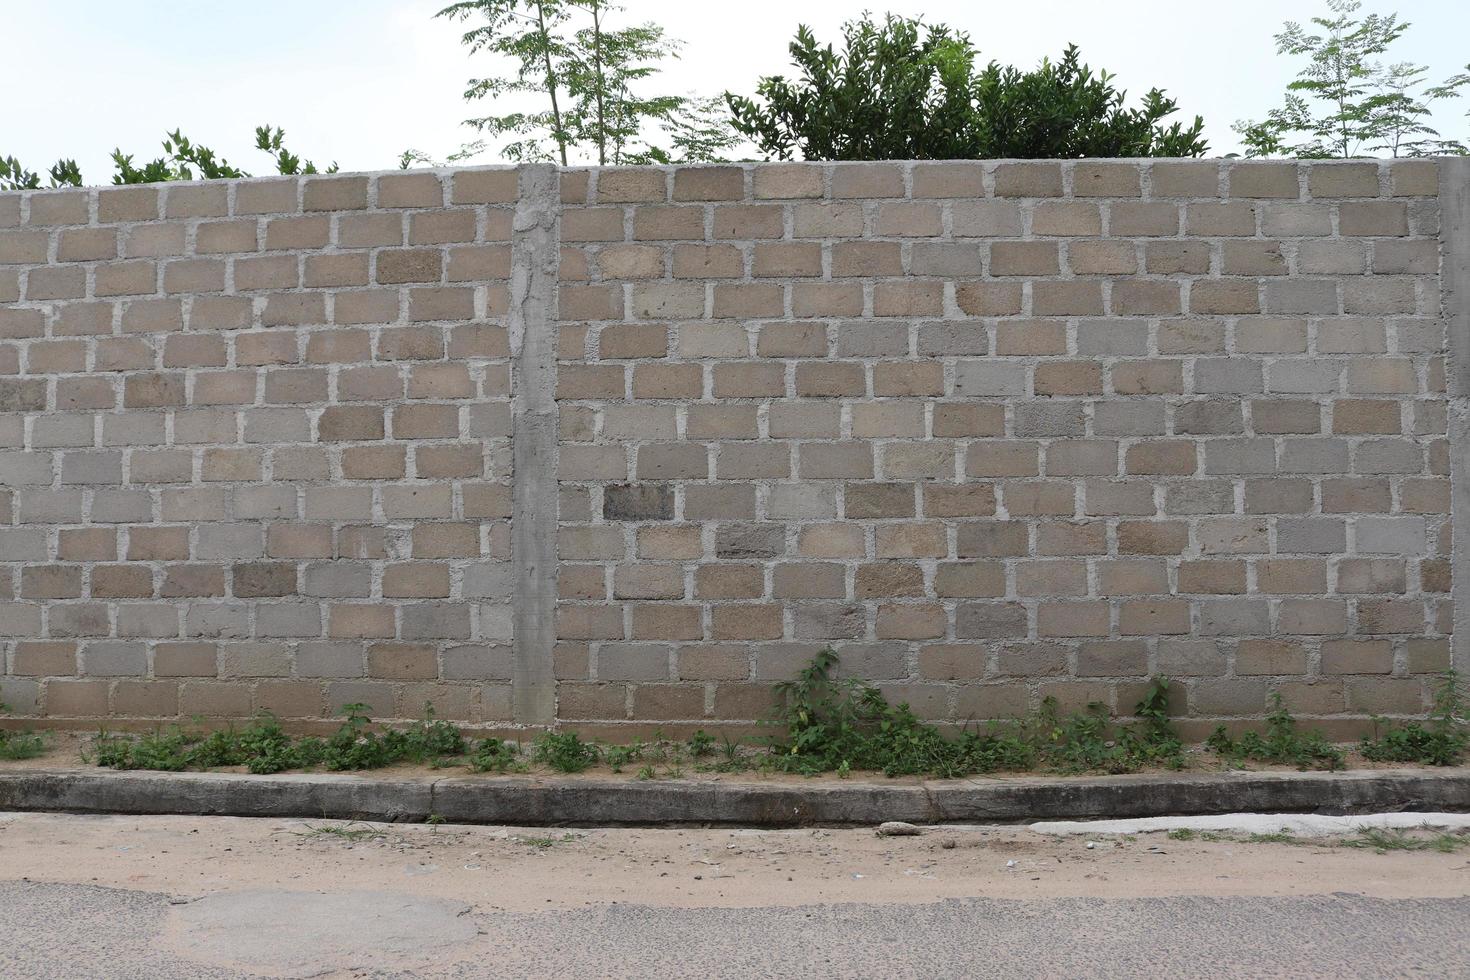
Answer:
[
  {"xmin": 768, "ymin": 649, "xmax": 1186, "ymax": 778},
  {"xmin": 1206, "ymin": 692, "xmax": 1346, "ymax": 771},
  {"xmin": 73, "ymin": 653, "xmax": 1450, "ymax": 779},
  {"xmin": 87, "ymin": 704, "xmax": 467, "ymax": 774},
  {"xmin": 1359, "ymin": 672, "xmax": 1467, "ymax": 766}
]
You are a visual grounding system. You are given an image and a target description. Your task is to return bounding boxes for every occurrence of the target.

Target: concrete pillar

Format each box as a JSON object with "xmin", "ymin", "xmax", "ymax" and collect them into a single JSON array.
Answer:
[
  {"xmin": 1441, "ymin": 158, "xmax": 1470, "ymax": 678},
  {"xmin": 509, "ymin": 163, "xmax": 560, "ymax": 726}
]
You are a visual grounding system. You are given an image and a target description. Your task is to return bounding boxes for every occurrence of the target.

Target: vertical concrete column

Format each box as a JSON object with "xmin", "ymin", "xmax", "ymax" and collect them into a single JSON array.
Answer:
[
  {"xmin": 509, "ymin": 164, "xmax": 560, "ymax": 726},
  {"xmin": 1442, "ymin": 158, "xmax": 1470, "ymax": 677}
]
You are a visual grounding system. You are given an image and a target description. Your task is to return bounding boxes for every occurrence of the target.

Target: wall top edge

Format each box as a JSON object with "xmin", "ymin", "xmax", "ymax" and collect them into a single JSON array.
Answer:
[{"xmin": 0, "ymin": 157, "xmax": 1454, "ymax": 198}]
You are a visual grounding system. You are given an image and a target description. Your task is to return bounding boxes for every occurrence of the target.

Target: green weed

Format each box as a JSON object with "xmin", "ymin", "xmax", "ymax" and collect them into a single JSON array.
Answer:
[
  {"xmin": 88, "ymin": 704, "xmax": 465, "ymax": 774},
  {"xmin": 467, "ymin": 737, "xmax": 525, "ymax": 773},
  {"xmin": 1206, "ymin": 692, "xmax": 1345, "ymax": 771},
  {"xmin": 0, "ymin": 730, "xmax": 45, "ymax": 761},
  {"xmin": 1360, "ymin": 672, "xmax": 1467, "ymax": 766},
  {"xmin": 687, "ymin": 729, "xmax": 715, "ymax": 758},
  {"xmin": 0, "ymin": 701, "xmax": 46, "ymax": 760},
  {"xmin": 604, "ymin": 739, "xmax": 644, "ymax": 773}
]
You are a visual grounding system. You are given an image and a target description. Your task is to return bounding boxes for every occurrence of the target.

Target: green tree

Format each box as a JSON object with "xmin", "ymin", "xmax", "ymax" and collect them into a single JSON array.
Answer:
[
  {"xmin": 1, "ymin": 126, "xmax": 332, "ymax": 190},
  {"xmin": 1235, "ymin": 0, "xmax": 1469, "ymax": 158},
  {"xmin": 251, "ymin": 126, "xmax": 337, "ymax": 176},
  {"xmin": 0, "ymin": 157, "xmax": 80, "ymax": 192},
  {"xmin": 435, "ymin": 0, "xmax": 738, "ymax": 165},
  {"xmin": 725, "ymin": 14, "xmax": 1206, "ymax": 161}
]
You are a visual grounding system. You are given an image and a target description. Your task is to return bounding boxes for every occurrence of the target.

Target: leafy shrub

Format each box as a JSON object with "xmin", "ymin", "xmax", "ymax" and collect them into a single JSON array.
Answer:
[
  {"xmin": 1206, "ymin": 693, "xmax": 1345, "ymax": 770},
  {"xmin": 727, "ymin": 14, "xmax": 1206, "ymax": 161},
  {"xmin": 1360, "ymin": 672, "xmax": 1466, "ymax": 766}
]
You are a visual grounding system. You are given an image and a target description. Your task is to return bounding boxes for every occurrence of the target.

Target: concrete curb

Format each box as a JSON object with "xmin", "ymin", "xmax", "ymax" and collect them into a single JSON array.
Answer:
[{"xmin": 1, "ymin": 767, "xmax": 1467, "ymax": 826}]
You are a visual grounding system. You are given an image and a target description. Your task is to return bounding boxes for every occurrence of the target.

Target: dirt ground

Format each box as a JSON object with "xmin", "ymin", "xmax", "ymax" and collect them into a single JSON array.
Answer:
[
  {"xmin": 0, "ymin": 728, "xmax": 1428, "ymax": 782},
  {"xmin": 1, "ymin": 811, "xmax": 1467, "ymax": 911}
]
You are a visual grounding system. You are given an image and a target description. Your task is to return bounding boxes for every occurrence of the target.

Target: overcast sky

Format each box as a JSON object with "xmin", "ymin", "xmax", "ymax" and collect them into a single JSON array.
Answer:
[{"xmin": 7, "ymin": 0, "xmax": 1470, "ymax": 181}]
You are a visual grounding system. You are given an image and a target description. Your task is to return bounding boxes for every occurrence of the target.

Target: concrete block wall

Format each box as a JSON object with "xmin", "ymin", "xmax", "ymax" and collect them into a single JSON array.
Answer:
[{"xmin": 0, "ymin": 158, "xmax": 1462, "ymax": 738}]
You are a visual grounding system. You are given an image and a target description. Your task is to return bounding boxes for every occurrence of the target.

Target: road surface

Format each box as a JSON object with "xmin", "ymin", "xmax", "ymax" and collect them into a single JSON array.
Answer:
[{"xmin": 0, "ymin": 812, "xmax": 1466, "ymax": 978}]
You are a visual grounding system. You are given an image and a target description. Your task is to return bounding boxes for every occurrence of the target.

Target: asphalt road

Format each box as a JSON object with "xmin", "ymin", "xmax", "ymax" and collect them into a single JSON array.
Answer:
[{"xmin": 2, "ymin": 880, "xmax": 1467, "ymax": 978}]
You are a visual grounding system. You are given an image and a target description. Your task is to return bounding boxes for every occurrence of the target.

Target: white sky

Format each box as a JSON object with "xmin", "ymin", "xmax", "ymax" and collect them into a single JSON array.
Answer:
[{"xmin": 6, "ymin": 0, "xmax": 1470, "ymax": 181}]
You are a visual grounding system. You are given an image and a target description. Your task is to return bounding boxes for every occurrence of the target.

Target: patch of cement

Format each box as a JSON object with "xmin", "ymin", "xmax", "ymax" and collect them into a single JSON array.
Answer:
[
  {"xmin": 1030, "ymin": 811, "xmax": 1470, "ymax": 837},
  {"xmin": 166, "ymin": 889, "xmax": 478, "ymax": 978}
]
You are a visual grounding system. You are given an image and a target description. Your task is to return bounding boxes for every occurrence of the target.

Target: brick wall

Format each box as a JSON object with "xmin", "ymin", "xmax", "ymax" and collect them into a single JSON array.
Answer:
[
  {"xmin": 0, "ymin": 170, "xmax": 520, "ymax": 729},
  {"xmin": 0, "ymin": 158, "xmax": 1459, "ymax": 739}
]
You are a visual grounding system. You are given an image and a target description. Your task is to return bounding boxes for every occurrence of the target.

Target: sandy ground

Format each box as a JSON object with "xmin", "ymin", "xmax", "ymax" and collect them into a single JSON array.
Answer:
[{"xmin": 2, "ymin": 811, "xmax": 1468, "ymax": 909}]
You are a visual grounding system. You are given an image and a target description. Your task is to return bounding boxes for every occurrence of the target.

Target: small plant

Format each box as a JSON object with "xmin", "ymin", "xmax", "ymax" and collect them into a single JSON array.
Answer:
[
  {"xmin": 636, "ymin": 764, "xmax": 657, "ymax": 780},
  {"xmin": 426, "ymin": 813, "xmax": 447, "ymax": 832},
  {"xmin": 319, "ymin": 703, "xmax": 396, "ymax": 771},
  {"xmin": 604, "ymin": 740, "xmax": 643, "ymax": 773},
  {"xmin": 1034, "ymin": 681, "xmax": 1183, "ymax": 775},
  {"xmin": 687, "ymin": 730, "xmax": 715, "ymax": 758},
  {"xmin": 467, "ymin": 737, "xmax": 525, "ymax": 773},
  {"xmin": 317, "ymin": 703, "xmax": 466, "ymax": 771},
  {"xmin": 532, "ymin": 730, "xmax": 600, "ymax": 773},
  {"xmin": 642, "ymin": 730, "xmax": 671, "ymax": 763},
  {"xmin": 90, "ymin": 727, "xmax": 195, "ymax": 771},
  {"xmin": 1360, "ymin": 672, "xmax": 1467, "ymax": 766},
  {"xmin": 1166, "ymin": 828, "xmax": 1196, "ymax": 841},
  {"xmin": 1206, "ymin": 692, "xmax": 1345, "ymax": 771},
  {"xmin": 1119, "ymin": 677, "xmax": 1186, "ymax": 770},
  {"xmin": 721, "ymin": 735, "xmax": 742, "ymax": 763},
  {"xmin": 0, "ymin": 701, "xmax": 46, "ymax": 761}
]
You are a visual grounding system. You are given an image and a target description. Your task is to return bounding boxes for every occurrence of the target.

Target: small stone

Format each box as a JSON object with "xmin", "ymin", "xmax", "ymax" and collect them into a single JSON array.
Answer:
[{"xmin": 877, "ymin": 821, "xmax": 922, "ymax": 837}]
